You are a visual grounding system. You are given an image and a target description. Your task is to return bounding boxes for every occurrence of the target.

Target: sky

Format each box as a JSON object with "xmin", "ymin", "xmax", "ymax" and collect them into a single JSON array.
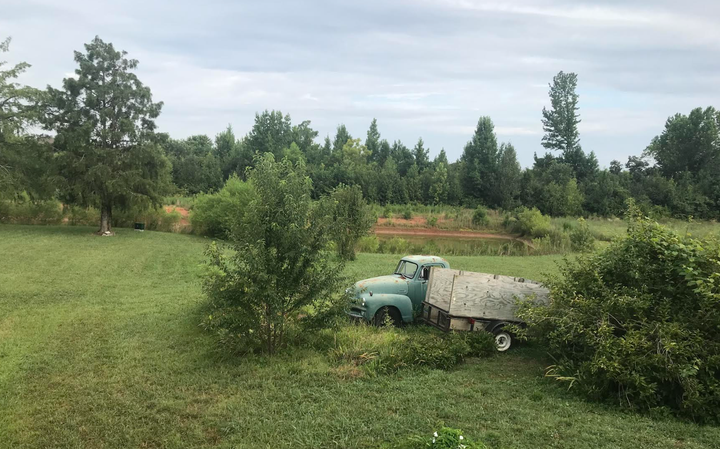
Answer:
[{"xmin": 3, "ymin": 0, "xmax": 720, "ymax": 167}]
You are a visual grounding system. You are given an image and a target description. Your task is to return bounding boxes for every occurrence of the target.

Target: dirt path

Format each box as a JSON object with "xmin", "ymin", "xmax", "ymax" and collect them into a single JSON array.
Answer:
[{"xmin": 373, "ymin": 226, "xmax": 517, "ymax": 240}]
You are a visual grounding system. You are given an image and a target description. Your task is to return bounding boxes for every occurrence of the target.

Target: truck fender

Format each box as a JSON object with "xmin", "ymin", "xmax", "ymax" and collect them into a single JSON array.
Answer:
[{"xmin": 363, "ymin": 294, "xmax": 414, "ymax": 323}]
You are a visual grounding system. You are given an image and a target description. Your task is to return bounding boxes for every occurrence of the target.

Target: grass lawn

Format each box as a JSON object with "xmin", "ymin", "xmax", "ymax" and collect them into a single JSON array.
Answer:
[{"xmin": 1, "ymin": 225, "xmax": 718, "ymax": 448}]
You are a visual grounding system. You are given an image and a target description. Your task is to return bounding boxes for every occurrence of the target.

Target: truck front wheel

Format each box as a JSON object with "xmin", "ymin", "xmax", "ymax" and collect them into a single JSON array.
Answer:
[
  {"xmin": 493, "ymin": 329, "xmax": 512, "ymax": 352},
  {"xmin": 373, "ymin": 307, "xmax": 402, "ymax": 327}
]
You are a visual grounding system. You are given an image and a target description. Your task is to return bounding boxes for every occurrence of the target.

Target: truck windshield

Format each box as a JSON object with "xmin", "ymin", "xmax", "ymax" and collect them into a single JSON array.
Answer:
[{"xmin": 394, "ymin": 260, "xmax": 418, "ymax": 279}]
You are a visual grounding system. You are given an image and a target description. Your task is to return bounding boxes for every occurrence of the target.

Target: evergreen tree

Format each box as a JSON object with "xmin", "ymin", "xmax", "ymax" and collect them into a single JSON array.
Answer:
[
  {"xmin": 413, "ymin": 137, "xmax": 430, "ymax": 171},
  {"xmin": 461, "ymin": 116, "xmax": 499, "ymax": 206},
  {"xmin": 365, "ymin": 118, "xmax": 381, "ymax": 163},
  {"xmin": 42, "ymin": 36, "xmax": 170, "ymax": 234},
  {"xmin": 495, "ymin": 143, "xmax": 521, "ymax": 209},
  {"xmin": 542, "ymin": 71, "xmax": 581, "ymax": 155}
]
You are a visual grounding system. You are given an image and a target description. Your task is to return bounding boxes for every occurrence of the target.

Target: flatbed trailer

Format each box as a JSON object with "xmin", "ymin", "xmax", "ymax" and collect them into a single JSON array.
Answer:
[{"xmin": 420, "ymin": 267, "xmax": 550, "ymax": 350}]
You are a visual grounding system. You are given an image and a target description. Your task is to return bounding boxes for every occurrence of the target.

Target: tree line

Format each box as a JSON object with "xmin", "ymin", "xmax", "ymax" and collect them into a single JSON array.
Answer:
[{"xmin": 2, "ymin": 36, "xmax": 720, "ymax": 235}]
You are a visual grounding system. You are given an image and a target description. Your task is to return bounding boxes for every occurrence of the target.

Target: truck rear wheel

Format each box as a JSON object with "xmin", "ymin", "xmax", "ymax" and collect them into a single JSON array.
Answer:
[
  {"xmin": 493, "ymin": 330, "xmax": 512, "ymax": 352},
  {"xmin": 373, "ymin": 307, "xmax": 402, "ymax": 327}
]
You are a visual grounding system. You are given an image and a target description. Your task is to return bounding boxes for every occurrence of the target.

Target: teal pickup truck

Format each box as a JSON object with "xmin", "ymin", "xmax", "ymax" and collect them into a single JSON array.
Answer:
[{"xmin": 347, "ymin": 255, "xmax": 450, "ymax": 326}]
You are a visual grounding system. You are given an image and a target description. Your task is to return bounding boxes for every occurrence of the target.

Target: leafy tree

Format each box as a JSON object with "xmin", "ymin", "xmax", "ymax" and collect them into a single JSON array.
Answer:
[
  {"xmin": 246, "ymin": 110, "xmax": 293, "ymax": 161},
  {"xmin": 645, "ymin": 107, "xmax": 720, "ymax": 179},
  {"xmin": 0, "ymin": 37, "xmax": 51, "ymax": 199},
  {"xmin": 201, "ymin": 154, "xmax": 345, "ymax": 354},
  {"xmin": 461, "ymin": 116, "xmax": 498, "ymax": 206},
  {"xmin": 391, "ymin": 140, "xmax": 414, "ymax": 176},
  {"xmin": 541, "ymin": 71, "xmax": 597, "ymax": 180},
  {"xmin": 328, "ymin": 184, "xmax": 373, "ymax": 260},
  {"xmin": 429, "ymin": 161, "xmax": 449, "ymax": 205},
  {"xmin": 42, "ymin": 36, "xmax": 170, "ymax": 234},
  {"xmin": 214, "ymin": 125, "xmax": 239, "ymax": 179},
  {"xmin": 542, "ymin": 71, "xmax": 581, "ymax": 155}
]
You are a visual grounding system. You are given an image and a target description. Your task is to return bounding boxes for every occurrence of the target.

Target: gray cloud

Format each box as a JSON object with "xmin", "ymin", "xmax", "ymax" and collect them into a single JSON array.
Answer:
[{"xmin": 2, "ymin": 0, "xmax": 719, "ymax": 166}]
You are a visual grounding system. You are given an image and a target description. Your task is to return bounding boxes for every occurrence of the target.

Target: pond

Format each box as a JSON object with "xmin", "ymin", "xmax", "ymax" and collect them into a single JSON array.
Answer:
[{"xmin": 373, "ymin": 233, "xmax": 532, "ymax": 256}]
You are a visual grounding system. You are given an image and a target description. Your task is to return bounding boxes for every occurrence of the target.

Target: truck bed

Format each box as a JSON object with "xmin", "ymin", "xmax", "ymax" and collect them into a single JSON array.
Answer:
[{"xmin": 421, "ymin": 267, "xmax": 550, "ymax": 331}]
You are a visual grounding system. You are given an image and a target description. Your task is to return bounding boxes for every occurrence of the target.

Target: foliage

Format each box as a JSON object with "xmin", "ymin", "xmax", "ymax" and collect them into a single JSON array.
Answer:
[
  {"xmin": 41, "ymin": 36, "xmax": 171, "ymax": 234},
  {"xmin": 426, "ymin": 214, "xmax": 438, "ymax": 227},
  {"xmin": 471, "ymin": 206, "xmax": 489, "ymax": 227},
  {"xmin": 518, "ymin": 214, "xmax": 720, "ymax": 421},
  {"xmin": 569, "ymin": 217, "xmax": 595, "ymax": 252},
  {"xmin": 5, "ymin": 226, "xmax": 720, "ymax": 449},
  {"xmin": 505, "ymin": 207, "xmax": 551, "ymax": 238},
  {"xmin": 0, "ymin": 37, "xmax": 50, "ymax": 200},
  {"xmin": 328, "ymin": 184, "xmax": 374, "ymax": 260},
  {"xmin": 201, "ymin": 154, "xmax": 346, "ymax": 354},
  {"xmin": 190, "ymin": 174, "xmax": 254, "ymax": 238},
  {"xmin": 329, "ymin": 324, "xmax": 495, "ymax": 375}
]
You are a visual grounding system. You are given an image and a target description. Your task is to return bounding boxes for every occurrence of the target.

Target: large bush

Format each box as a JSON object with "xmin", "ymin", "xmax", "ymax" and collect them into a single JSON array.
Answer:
[
  {"xmin": 505, "ymin": 207, "xmax": 551, "ymax": 238},
  {"xmin": 518, "ymin": 214, "xmax": 720, "ymax": 421},
  {"xmin": 190, "ymin": 174, "xmax": 254, "ymax": 238},
  {"xmin": 328, "ymin": 184, "xmax": 374, "ymax": 261},
  {"xmin": 201, "ymin": 155, "xmax": 345, "ymax": 354}
]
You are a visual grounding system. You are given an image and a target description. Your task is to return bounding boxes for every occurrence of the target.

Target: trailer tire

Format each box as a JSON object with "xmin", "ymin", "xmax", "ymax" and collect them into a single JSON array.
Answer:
[
  {"xmin": 493, "ymin": 329, "xmax": 513, "ymax": 352},
  {"xmin": 373, "ymin": 307, "xmax": 402, "ymax": 327}
]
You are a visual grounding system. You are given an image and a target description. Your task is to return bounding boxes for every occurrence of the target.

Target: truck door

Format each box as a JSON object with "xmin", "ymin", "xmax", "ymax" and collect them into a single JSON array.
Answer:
[{"xmin": 416, "ymin": 264, "xmax": 442, "ymax": 307}]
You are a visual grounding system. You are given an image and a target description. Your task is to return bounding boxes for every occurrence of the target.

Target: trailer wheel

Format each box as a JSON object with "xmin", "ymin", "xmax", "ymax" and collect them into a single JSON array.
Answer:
[
  {"xmin": 373, "ymin": 307, "xmax": 402, "ymax": 327},
  {"xmin": 494, "ymin": 330, "xmax": 513, "ymax": 352}
]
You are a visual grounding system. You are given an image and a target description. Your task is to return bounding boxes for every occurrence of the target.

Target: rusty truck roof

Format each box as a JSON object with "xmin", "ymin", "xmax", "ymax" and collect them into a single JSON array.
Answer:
[{"xmin": 401, "ymin": 255, "xmax": 449, "ymax": 265}]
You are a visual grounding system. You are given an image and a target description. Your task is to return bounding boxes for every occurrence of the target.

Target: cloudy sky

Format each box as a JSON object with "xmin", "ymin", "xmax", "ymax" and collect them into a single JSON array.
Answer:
[{"xmin": 3, "ymin": 0, "xmax": 720, "ymax": 167}]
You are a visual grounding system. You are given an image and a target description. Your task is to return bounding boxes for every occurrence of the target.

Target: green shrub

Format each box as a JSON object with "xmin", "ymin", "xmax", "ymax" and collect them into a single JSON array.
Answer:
[
  {"xmin": 379, "ymin": 237, "xmax": 410, "ymax": 254},
  {"xmin": 383, "ymin": 206, "xmax": 393, "ymax": 219},
  {"xmin": 426, "ymin": 215, "xmax": 438, "ymax": 227},
  {"xmin": 507, "ymin": 207, "xmax": 551, "ymax": 238},
  {"xmin": 191, "ymin": 174, "xmax": 254, "ymax": 238},
  {"xmin": 402, "ymin": 208, "xmax": 413, "ymax": 220},
  {"xmin": 518, "ymin": 214, "xmax": 720, "ymax": 421},
  {"xmin": 356, "ymin": 235, "xmax": 380, "ymax": 253},
  {"xmin": 328, "ymin": 184, "xmax": 374, "ymax": 261},
  {"xmin": 329, "ymin": 325, "xmax": 495, "ymax": 376},
  {"xmin": 471, "ymin": 206, "xmax": 489, "ymax": 227},
  {"xmin": 569, "ymin": 217, "xmax": 595, "ymax": 252}
]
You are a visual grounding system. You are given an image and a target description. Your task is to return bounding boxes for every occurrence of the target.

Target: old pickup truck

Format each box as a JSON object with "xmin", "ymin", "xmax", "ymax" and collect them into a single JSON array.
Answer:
[{"xmin": 347, "ymin": 255, "xmax": 550, "ymax": 351}]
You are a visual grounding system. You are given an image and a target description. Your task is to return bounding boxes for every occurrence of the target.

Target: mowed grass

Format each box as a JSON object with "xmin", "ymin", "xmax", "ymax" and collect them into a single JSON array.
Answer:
[{"xmin": 1, "ymin": 225, "xmax": 719, "ymax": 449}]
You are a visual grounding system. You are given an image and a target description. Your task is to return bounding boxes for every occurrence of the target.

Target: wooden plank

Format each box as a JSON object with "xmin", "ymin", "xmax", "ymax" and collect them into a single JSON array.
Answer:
[
  {"xmin": 449, "ymin": 274, "xmax": 549, "ymax": 321},
  {"xmin": 424, "ymin": 268, "xmax": 460, "ymax": 311}
]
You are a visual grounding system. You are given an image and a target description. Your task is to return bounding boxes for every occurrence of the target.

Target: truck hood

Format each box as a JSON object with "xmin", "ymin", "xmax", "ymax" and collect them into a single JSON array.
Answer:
[{"xmin": 350, "ymin": 275, "xmax": 409, "ymax": 298}]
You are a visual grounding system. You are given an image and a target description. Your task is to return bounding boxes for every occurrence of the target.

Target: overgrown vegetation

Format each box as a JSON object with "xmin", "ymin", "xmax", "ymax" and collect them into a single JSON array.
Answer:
[
  {"xmin": 201, "ymin": 155, "xmax": 346, "ymax": 354},
  {"xmin": 4, "ymin": 225, "xmax": 720, "ymax": 448},
  {"xmin": 326, "ymin": 324, "xmax": 495, "ymax": 376},
  {"xmin": 518, "ymin": 211, "xmax": 720, "ymax": 422}
]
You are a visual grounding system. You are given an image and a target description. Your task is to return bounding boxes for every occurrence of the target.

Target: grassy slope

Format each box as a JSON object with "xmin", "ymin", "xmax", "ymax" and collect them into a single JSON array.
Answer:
[{"xmin": 0, "ymin": 225, "xmax": 718, "ymax": 449}]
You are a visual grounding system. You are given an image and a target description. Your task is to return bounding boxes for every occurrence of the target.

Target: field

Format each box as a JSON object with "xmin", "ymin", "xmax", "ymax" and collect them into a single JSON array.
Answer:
[{"xmin": 1, "ymin": 225, "xmax": 719, "ymax": 448}]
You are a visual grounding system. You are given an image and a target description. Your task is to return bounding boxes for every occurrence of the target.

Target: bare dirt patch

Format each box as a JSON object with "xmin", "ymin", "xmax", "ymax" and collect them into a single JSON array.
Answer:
[{"xmin": 165, "ymin": 206, "xmax": 190, "ymax": 226}]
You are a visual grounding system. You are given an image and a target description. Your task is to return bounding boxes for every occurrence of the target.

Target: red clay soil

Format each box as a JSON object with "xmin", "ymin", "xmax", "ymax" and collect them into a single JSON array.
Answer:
[
  {"xmin": 165, "ymin": 206, "xmax": 190, "ymax": 226},
  {"xmin": 373, "ymin": 226, "xmax": 517, "ymax": 240}
]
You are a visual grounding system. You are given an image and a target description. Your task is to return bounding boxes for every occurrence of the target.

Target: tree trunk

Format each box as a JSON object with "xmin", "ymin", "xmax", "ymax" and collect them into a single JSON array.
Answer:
[{"xmin": 99, "ymin": 201, "xmax": 113, "ymax": 235}]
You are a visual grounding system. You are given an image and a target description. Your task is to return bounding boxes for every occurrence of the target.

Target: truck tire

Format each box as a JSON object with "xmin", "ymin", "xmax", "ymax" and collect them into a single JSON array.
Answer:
[
  {"xmin": 373, "ymin": 307, "xmax": 402, "ymax": 327},
  {"xmin": 493, "ymin": 329, "xmax": 512, "ymax": 352}
]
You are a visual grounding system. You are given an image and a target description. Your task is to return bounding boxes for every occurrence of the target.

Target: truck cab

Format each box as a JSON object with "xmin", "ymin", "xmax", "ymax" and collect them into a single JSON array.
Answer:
[{"xmin": 347, "ymin": 255, "xmax": 450, "ymax": 325}]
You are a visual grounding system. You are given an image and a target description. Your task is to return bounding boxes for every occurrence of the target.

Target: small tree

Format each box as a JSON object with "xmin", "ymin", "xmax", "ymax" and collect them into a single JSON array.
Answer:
[
  {"xmin": 42, "ymin": 36, "xmax": 170, "ymax": 235},
  {"xmin": 329, "ymin": 184, "xmax": 373, "ymax": 260},
  {"xmin": 202, "ymin": 154, "xmax": 345, "ymax": 354}
]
